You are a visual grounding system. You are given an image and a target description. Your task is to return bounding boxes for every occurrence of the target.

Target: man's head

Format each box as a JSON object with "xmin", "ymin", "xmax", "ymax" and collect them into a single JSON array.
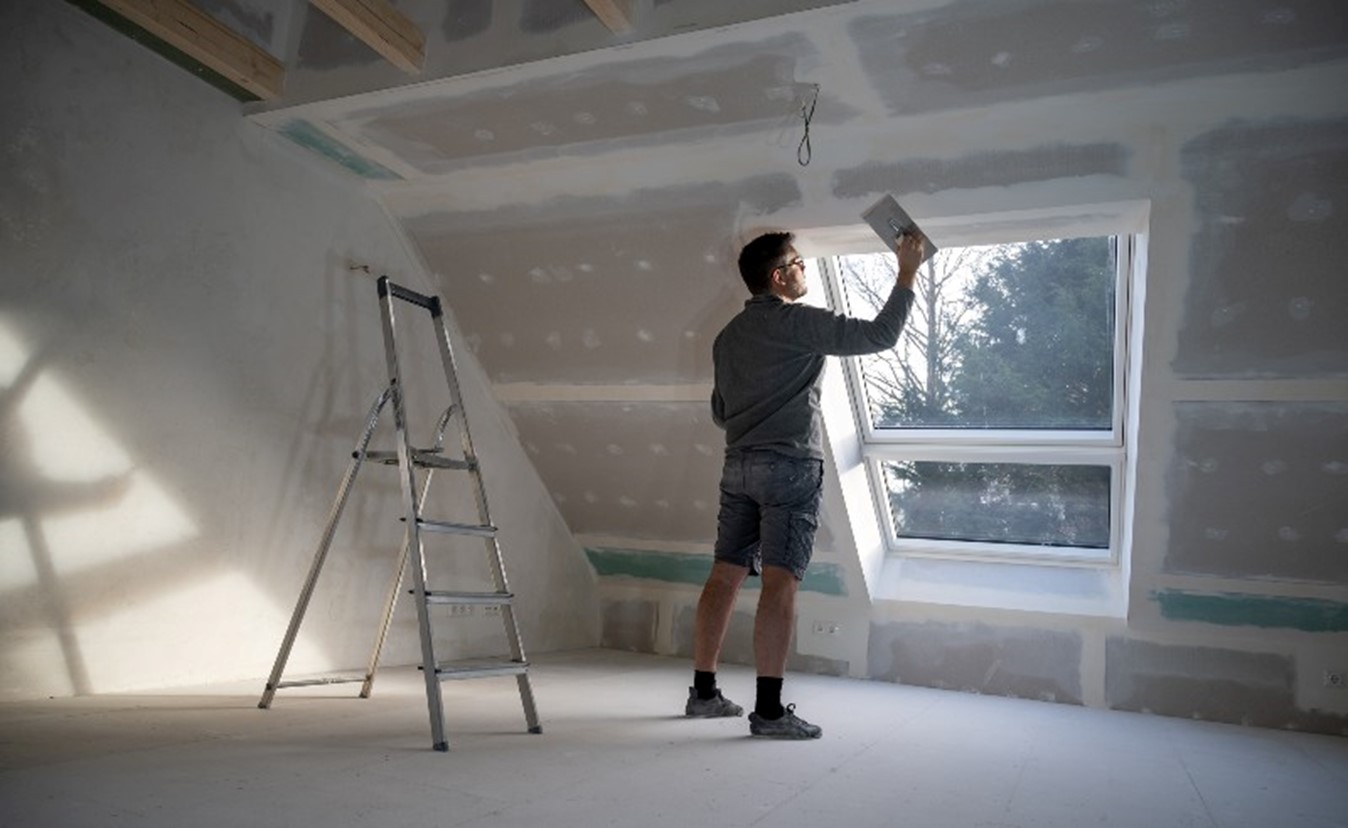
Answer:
[{"xmin": 737, "ymin": 232, "xmax": 808, "ymax": 300}]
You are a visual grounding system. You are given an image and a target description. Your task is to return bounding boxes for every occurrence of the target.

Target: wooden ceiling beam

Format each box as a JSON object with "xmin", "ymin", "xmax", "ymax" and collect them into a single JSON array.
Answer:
[
  {"xmin": 92, "ymin": 0, "xmax": 284, "ymax": 100},
  {"xmin": 583, "ymin": 0, "xmax": 635, "ymax": 34},
  {"xmin": 308, "ymin": 0, "xmax": 425, "ymax": 74}
]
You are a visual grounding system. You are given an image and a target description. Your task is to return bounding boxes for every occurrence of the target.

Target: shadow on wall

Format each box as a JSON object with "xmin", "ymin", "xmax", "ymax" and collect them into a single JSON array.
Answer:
[
  {"xmin": 0, "ymin": 315, "xmax": 334, "ymax": 697},
  {"xmin": 1, "ymin": 319, "xmax": 188, "ymax": 694},
  {"xmin": 0, "ymin": 333, "xmax": 120, "ymax": 694}
]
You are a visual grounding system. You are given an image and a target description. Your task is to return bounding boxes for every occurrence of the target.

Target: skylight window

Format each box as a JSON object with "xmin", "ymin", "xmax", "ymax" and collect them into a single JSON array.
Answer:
[{"xmin": 820, "ymin": 234, "xmax": 1135, "ymax": 566}]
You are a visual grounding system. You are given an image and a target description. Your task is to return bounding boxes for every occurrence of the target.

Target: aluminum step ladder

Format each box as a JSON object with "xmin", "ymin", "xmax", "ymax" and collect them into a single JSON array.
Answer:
[{"xmin": 258, "ymin": 275, "xmax": 541, "ymax": 752}]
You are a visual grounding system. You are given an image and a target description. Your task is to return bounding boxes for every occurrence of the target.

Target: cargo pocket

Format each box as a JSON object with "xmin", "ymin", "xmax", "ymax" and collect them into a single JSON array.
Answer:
[{"xmin": 784, "ymin": 509, "xmax": 819, "ymax": 579}]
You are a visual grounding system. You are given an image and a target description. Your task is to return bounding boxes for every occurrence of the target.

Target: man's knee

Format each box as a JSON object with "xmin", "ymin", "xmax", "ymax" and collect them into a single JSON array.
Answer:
[
  {"xmin": 759, "ymin": 564, "xmax": 800, "ymax": 597},
  {"xmin": 705, "ymin": 560, "xmax": 749, "ymax": 591}
]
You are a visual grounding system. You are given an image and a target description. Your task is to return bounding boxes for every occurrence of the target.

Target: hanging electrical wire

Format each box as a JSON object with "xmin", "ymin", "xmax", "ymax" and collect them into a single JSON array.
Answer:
[{"xmin": 797, "ymin": 84, "xmax": 819, "ymax": 166}]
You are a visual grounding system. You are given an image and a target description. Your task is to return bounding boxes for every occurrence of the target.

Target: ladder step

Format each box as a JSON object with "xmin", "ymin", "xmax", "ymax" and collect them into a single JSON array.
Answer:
[
  {"xmin": 429, "ymin": 659, "xmax": 529, "ymax": 681},
  {"xmin": 422, "ymin": 590, "xmax": 513, "ymax": 605},
  {"xmin": 274, "ymin": 675, "xmax": 365, "ymax": 690},
  {"xmin": 416, "ymin": 518, "xmax": 497, "ymax": 538},
  {"xmin": 361, "ymin": 450, "xmax": 476, "ymax": 471}
]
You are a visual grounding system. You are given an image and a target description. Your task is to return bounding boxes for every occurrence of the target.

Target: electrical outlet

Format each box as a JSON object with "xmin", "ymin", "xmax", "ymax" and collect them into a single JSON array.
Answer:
[
  {"xmin": 810, "ymin": 620, "xmax": 840, "ymax": 636},
  {"xmin": 1324, "ymin": 669, "xmax": 1346, "ymax": 689}
]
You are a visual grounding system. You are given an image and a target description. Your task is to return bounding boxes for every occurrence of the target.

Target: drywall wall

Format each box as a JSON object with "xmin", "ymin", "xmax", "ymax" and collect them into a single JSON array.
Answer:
[
  {"xmin": 27, "ymin": 0, "xmax": 1347, "ymax": 733},
  {"xmin": 0, "ymin": 0, "xmax": 598, "ymax": 700},
  {"xmin": 244, "ymin": 0, "xmax": 1348, "ymax": 733},
  {"xmin": 253, "ymin": 0, "xmax": 1348, "ymax": 738}
]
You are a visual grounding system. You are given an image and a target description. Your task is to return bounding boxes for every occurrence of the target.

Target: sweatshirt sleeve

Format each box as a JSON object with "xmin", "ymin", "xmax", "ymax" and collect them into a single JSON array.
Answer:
[{"xmin": 793, "ymin": 283, "xmax": 916, "ymax": 356}]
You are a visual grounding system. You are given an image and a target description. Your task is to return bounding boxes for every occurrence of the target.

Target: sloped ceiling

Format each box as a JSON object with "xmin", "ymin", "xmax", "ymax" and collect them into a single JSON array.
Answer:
[{"xmin": 250, "ymin": 0, "xmax": 1348, "ymax": 578}]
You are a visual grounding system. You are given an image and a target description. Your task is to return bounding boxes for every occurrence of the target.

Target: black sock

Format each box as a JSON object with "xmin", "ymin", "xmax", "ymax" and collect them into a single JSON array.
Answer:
[
  {"xmin": 755, "ymin": 676, "xmax": 784, "ymax": 719},
  {"xmin": 693, "ymin": 670, "xmax": 718, "ymax": 701}
]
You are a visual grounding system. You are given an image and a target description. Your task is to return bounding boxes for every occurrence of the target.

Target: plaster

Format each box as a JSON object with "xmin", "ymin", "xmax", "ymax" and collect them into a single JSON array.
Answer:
[
  {"xmin": 297, "ymin": 4, "xmax": 383, "ymax": 71},
  {"xmin": 443, "ymin": 0, "xmax": 493, "ymax": 43},
  {"xmin": 868, "ymin": 620, "xmax": 1084, "ymax": 704},
  {"xmin": 509, "ymin": 401, "xmax": 723, "ymax": 542},
  {"xmin": 27, "ymin": 0, "xmax": 1348, "ymax": 737},
  {"xmin": 278, "ymin": 119, "xmax": 402, "ymax": 180},
  {"xmin": 1106, "ymin": 638, "xmax": 1348, "ymax": 732},
  {"xmin": 1, "ymin": 0, "xmax": 599, "ymax": 698},
  {"xmin": 1164, "ymin": 401, "xmax": 1348, "ymax": 583},
  {"xmin": 402, "ymin": 175, "xmax": 799, "ymax": 385},
  {"xmin": 833, "ymin": 142, "xmax": 1130, "ymax": 199},
  {"xmin": 599, "ymin": 597, "xmax": 659, "ymax": 652},
  {"xmin": 275, "ymin": 0, "xmax": 861, "ymax": 109},
  {"xmin": 585, "ymin": 547, "xmax": 848, "ymax": 597},
  {"xmin": 1153, "ymin": 589, "xmax": 1348, "ymax": 633},
  {"xmin": 671, "ymin": 605, "xmax": 850, "ymax": 676},
  {"xmin": 1175, "ymin": 118, "xmax": 1348, "ymax": 377},
  {"xmin": 520, "ymin": 0, "xmax": 593, "ymax": 34},
  {"xmin": 852, "ymin": 0, "xmax": 1348, "ymax": 116},
  {"xmin": 347, "ymin": 34, "xmax": 827, "ymax": 174}
]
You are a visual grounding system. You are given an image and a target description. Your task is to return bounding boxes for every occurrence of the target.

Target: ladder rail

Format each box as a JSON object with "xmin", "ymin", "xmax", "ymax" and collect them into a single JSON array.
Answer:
[
  {"xmin": 378, "ymin": 279, "xmax": 452, "ymax": 752},
  {"xmin": 428, "ymin": 296, "xmax": 541, "ymax": 732},
  {"xmin": 258, "ymin": 386, "xmax": 393, "ymax": 709}
]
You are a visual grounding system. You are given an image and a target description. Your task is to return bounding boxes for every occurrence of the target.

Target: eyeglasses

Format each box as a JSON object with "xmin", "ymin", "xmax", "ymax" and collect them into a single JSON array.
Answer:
[{"xmin": 775, "ymin": 257, "xmax": 806, "ymax": 273}]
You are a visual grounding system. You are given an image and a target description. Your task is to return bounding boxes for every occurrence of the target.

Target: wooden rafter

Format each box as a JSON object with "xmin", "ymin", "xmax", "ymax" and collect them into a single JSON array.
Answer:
[
  {"xmin": 309, "ymin": 0, "xmax": 425, "ymax": 74},
  {"xmin": 92, "ymin": 0, "xmax": 284, "ymax": 99},
  {"xmin": 583, "ymin": 0, "xmax": 634, "ymax": 34}
]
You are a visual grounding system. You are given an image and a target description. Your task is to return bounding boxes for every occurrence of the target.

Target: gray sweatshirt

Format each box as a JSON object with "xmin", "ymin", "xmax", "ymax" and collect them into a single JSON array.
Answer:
[{"xmin": 711, "ymin": 284, "xmax": 915, "ymax": 459}]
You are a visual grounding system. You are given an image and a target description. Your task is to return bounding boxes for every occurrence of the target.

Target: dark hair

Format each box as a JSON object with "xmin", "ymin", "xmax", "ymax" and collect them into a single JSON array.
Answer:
[{"xmin": 737, "ymin": 232, "xmax": 794, "ymax": 295}]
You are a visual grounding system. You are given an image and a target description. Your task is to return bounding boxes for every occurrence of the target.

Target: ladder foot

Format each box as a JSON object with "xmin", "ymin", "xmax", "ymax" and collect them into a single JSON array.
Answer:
[
  {"xmin": 433, "ymin": 742, "xmax": 449, "ymax": 752},
  {"xmin": 528, "ymin": 726, "xmax": 543, "ymax": 734}
]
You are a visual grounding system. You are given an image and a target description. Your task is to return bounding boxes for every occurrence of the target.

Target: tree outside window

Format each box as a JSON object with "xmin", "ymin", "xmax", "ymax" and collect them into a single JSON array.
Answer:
[{"xmin": 832, "ymin": 237, "xmax": 1120, "ymax": 556}]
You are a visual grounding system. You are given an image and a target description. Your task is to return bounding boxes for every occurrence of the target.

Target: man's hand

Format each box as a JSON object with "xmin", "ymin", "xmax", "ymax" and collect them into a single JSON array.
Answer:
[{"xmin": 896, "ymin": 232, "xmax": 925, "ymax": 289}]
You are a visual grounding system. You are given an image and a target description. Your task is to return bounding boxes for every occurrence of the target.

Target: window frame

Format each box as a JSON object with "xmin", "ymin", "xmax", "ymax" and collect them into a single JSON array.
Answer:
[{"xmin": 817, "ymin": 234, "xmax": 1137, "ymax": 568}]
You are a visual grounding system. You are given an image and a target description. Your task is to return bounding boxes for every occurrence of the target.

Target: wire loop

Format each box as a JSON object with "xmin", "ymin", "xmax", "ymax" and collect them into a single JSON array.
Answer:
[{"xmin": 797, "ymin": 84, "xmax": 819, "ymax": 167}]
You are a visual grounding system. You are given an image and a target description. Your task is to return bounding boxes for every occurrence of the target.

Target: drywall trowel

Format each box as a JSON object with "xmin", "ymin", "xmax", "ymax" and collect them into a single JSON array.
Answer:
[{"xmin": 862, "ymin": 195, "xmax": 939, "ymax": 263}]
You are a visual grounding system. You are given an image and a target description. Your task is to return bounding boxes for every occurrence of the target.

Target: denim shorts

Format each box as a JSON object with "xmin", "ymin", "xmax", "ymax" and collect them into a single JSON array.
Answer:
[{"xmin": 713, "ymin": 450, "xmax": 824, "ymax": 581}]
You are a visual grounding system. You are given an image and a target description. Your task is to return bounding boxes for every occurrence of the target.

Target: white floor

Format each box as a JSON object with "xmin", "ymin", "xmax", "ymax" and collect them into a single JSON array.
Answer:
[{"xmin": 1, "ymin": 649, "xmax": 1345, "ymax": 828}]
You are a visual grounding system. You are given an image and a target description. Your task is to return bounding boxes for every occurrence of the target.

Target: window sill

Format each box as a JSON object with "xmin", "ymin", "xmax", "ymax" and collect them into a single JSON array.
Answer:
[{"xmin": 874, "ymin": 554, "xmax": 1127, "ymax": 618}]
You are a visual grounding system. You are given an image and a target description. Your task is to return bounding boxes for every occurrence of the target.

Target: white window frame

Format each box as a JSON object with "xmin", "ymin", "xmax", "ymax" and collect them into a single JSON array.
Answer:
[{"xmin": 817, "ymin": 234, "xmax": 1138, "ymax": 568}]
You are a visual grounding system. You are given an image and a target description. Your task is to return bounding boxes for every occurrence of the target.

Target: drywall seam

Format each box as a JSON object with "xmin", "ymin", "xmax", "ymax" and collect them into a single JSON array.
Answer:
[
  {"xmin": 574, "ymin": 534, "xmax": 712, "ymax": 556},
  {"xmin": 1163, "ymin": 380, "xmax": 1348, "ymax": 401},
  {"xmin": 493, "ymin": 382, "xmax": 713, "ymax": 403},
  {"xmin": 1149, "ymin": 574, "xmax": 1348, "ymax": 603},
  {"xmin": 1152, "ymin": 590, "xmax": 1348, "ymax": 633},
  {"xmin": 584, "ymin": 547, "xmax": 848, "ymax": 596},
  {"xmin": 276, "ymin": 118, "xmax": 404, "ymax": 180}
]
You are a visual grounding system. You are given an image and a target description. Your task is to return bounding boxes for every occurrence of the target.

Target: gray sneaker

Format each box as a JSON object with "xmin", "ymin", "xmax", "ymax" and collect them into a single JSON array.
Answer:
[
  {"xmin": 748, "ymin": 704, "xmax": 822, "ymax": 739},
  {"xmin": 685, "ymin": 688, "xmax": 744, "ymax": 718}
]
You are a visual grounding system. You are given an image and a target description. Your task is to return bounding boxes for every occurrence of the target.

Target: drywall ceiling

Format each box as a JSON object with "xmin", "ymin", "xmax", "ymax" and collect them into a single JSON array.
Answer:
[{"xmin": 251, "ymin": 0, "xmax": 1348, "ymax": 567}]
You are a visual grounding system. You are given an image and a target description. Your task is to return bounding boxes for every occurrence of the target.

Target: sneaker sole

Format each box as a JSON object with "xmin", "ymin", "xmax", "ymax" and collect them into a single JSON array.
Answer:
[{"xmin": 748, "ymin": 728, "xmax": 822, "ymax": 739}]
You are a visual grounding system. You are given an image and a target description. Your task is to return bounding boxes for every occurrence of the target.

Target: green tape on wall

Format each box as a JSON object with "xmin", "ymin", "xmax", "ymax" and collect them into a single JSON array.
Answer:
[
  {"xmin": 279, "ymin": 119, "xmax": 401, "ymax": 181},
  {"xmin": 584, "ymin": 548, "xmax": 847, "ymax": 596},
  {"xmin": 1154, "ymin": 589, "xmax": 1348, "ymax": 633}
]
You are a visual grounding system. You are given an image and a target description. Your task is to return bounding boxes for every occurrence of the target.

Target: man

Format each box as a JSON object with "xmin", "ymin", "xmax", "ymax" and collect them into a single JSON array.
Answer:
[{"xmin": 685, "ymin": 229, "xmax": 925, "ymax": 738}]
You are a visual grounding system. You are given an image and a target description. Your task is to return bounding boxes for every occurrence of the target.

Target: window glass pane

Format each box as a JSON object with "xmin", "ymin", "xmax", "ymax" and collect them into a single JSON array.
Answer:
[
  {"xmin": 882, "ymin": 460, "xmax": 1111, "ymax": 548},
  {"xmin": 837, "ymin": 237, "xmax": 1116, "ymax": 431}
]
